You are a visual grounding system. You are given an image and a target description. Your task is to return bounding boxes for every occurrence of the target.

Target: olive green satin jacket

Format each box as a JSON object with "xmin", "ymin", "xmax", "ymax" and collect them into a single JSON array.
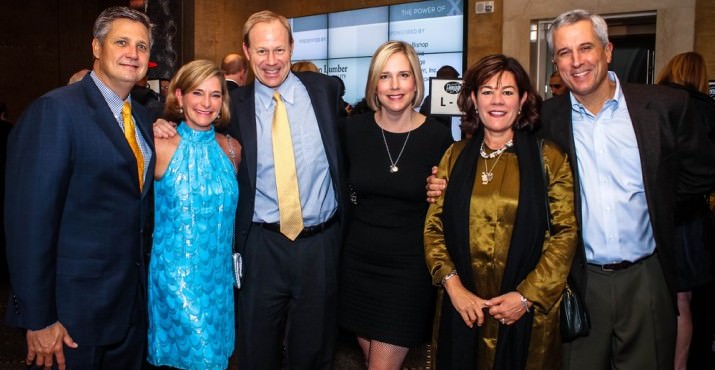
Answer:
[{"xmin": 424, "ymin": 139, "xmax": 578, "ymax": 370}]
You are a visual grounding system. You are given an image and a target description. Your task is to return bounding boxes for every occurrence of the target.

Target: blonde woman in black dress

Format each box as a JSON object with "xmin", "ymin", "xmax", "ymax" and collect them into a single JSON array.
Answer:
[{"xmin": 338, "ymin": 41, "xmax": 453, "ymax": 370}]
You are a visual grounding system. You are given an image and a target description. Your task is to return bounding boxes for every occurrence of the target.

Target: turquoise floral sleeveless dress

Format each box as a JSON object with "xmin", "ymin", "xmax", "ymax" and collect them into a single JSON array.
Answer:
[{"xmin": 147, "ymin": 122, "xmax": 238, "ymax": 370}]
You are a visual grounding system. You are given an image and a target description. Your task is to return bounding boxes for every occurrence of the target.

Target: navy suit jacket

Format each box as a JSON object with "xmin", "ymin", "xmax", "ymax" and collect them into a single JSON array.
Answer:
[
  {"xmin": 4, "ymin": 74, "xmax": 155, "ymax": 345},
  {"xmin": 540, "ymin": 83, "xmax": 715, "ymax": 305},
  {"xmin": 228, "ymin": 71, "xmax": 345, "ymax": 251}
]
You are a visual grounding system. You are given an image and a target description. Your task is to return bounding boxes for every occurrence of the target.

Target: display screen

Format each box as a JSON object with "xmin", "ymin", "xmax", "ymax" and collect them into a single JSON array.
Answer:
[{"xmin": 290, "ymin": 0, "xmax": 464, "ymax": 107}]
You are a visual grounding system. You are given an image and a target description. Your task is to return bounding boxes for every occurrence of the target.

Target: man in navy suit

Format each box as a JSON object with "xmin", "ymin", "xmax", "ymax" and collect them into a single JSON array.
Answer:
[
  {"xmin": 5, "ymin": 6, "xmax": 154, "ymax": 370},
  {"xmin": 230, "ymin": 10, "xmax": 344, "ymax": 370}
]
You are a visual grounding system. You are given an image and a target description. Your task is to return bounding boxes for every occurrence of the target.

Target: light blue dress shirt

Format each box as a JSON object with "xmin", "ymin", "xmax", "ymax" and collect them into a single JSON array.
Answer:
[
  {"xmin": 252, "ymin": 73, "xmax": 337, "ymax": 226},
  {"xmin": 571, "ymin": 72, "xmax": 655, "ymax": 264}
]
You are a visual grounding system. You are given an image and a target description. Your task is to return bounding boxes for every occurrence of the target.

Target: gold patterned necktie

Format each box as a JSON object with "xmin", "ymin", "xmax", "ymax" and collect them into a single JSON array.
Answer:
[
  {"xmin": 272, "ymin": 91, "xmax": 303, "ymax": 240},
  {"xmin": 121, "ymin": 102, "xmax": 144, "ymax": 191}
]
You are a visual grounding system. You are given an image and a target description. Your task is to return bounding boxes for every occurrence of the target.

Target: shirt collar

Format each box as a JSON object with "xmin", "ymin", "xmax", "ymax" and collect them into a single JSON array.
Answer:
[
  {"xmin": 570, "ymin": 71, "xmax": 622, "ymax": 118},
  {"xmin": 255, "ymin": 72, "xmax": 298, "ymax": 110},
  {"xmin": 89, "ymin": 71, "xmax": 132, "ymax": 120}
]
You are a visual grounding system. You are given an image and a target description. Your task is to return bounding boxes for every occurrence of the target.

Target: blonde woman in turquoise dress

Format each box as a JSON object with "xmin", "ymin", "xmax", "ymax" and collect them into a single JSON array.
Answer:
[{"xmin": 147, "ymin": 59, "xmax": 240, "ymax": 370}]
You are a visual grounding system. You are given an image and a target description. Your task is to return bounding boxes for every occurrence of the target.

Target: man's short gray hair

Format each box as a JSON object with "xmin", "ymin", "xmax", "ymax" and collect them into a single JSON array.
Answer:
[{"xmin": 547, "ymin": 9, "xmax": 609, "ymax": 55}]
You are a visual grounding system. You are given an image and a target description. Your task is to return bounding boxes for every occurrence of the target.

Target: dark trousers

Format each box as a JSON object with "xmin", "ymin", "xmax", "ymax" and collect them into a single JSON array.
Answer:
[
  {"xmin": 236, "ymin": 222, "xmax": 340, "ymax": 370},
  {"xmin": 31, "ymin": 285, "xmax": 146, "ymax": 370},
  {"xmin": 562, "ymin": 255, "xmax": 676, "ymax": 370}
]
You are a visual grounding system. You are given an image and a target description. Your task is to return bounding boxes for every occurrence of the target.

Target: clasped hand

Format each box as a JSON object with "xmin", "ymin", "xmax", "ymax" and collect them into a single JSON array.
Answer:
[{"xmin": 444, "ymin": 276, "xmax": 530, "ymax": 328}]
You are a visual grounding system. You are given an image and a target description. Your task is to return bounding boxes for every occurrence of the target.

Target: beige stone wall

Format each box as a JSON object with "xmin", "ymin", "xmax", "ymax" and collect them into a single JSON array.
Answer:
[{"xmin": 695, "ymin": 0, "xmax": 715, "ymax": 80}]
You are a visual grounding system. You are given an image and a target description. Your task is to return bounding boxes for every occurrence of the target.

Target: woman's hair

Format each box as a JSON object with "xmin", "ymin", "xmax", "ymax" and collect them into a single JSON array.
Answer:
[
  {"xmin": 364, "ymin": 41, "xmax": 424, "ymax": 112},
  {"xmin": 291, "ymin": 61, "xmax": 320, "ymax": 73},
  {"xmin": 242, "ymin": 10, "xmax": 293, "ymax": 48},
  {"xmin": 656, "ymin": 52, "xmax": 709, "ymax": 94},
  {"xmin": 164, "ymin": 59, "xmax": 231, "ymax": 128},
  {"xmin": 458, "ymin": 54, "xmax": 540, "ymax": 135}
]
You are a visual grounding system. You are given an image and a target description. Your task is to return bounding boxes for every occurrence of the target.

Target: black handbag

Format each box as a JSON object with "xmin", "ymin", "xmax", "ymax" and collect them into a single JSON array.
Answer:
[
  {"xmin": 536, "ymin": 139, "xmax": 590, "ymax": 341},
  {"xmin": 560, "ymin": 283, "xmax": 590, "ymax": 341}
]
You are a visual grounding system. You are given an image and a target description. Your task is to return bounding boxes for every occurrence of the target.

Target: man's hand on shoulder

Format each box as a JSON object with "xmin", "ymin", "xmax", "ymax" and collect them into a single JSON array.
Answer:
[
  {"xmin": 153, "ymin": 119, "xmax": 178, "ymax": 139},
  {"xmin": 26, "ymin": 321, "xmax": 77, "ymax": 370},
  {"xmin": 426, "ymin": 166, "xmax": 447, "ymax": 203}
]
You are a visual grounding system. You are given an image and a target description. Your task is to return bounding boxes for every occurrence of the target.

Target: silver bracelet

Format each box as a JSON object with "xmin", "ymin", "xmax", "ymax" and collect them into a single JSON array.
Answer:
[
  {"xmin": 519, "ymin": 293, "xmax": 531, "ymax": 312},
  {"xmin": 442, "ymin": 271, "xmax": 458, "ymax": 286}
]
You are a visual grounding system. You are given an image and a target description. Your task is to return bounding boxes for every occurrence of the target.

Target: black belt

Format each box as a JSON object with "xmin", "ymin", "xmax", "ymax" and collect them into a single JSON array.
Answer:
[
  {"xmin": 588, "ymin": 253, "xmax": 654, "ymax": 272},
  {"xmin": 254, "ymin": 215, "xmax": 338, "ymax": 239}
]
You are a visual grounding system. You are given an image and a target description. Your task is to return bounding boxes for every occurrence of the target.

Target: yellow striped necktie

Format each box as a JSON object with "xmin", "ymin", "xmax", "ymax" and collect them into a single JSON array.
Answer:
[
  {"xmin": 121, "ymin": 102, "xmax": 144, "ymax": 191},
  {"xmin": 272, "ymin": 91, "xmax": 303, "ymax": 240}
]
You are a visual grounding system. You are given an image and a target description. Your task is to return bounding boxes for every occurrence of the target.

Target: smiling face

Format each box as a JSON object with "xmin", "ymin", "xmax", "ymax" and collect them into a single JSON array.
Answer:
[
  {"xmin": 375, "ymin": 52, "xmax": 417, "ymax": 114},
  {"xmin": 471, "ymin": 71, "xmax": 527, "ymax": 136},
  {"xmin": 243, "ymin": 20, "xmax": 293, "ymax": 88},
  {"xmin": 176, "ymin": 76, "xmax": 223, "ymax": 131},
  {"xmin": 552, "ymin": 19, "xmax": 613, "ymax": 102},
  {"xmin": 92, "ymin": 18, "xmax": 150, "ymax": 98}
]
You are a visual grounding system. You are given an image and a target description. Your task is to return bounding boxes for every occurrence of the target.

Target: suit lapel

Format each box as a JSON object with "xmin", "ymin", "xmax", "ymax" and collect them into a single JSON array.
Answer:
[
  {"xmin": 621, "ymin": 84, "xmax": 661, "ymax": 191},
  {"xmin": 237, "ymin": 85, "xmax": 258, "ymax": 190},
  {"xmin": 81, "ymin": 77, "xmax": 152, "ymax": 195},
  {"xmin": 295, "ymin": 73, "xmax": 341, "ymax": 193},
  {"xmin": 133, "ymin": 104, "xmax": 155, "ymax": 198}
]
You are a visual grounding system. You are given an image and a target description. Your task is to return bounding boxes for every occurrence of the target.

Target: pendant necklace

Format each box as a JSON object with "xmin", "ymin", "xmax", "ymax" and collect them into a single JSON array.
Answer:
[
  {"xmin": 381, "ymin": 127, "xmax": 412, "ymax": 173},
  {"xmin": 480, "ymin": 139, "xmax": 513, "ymax": 184}
]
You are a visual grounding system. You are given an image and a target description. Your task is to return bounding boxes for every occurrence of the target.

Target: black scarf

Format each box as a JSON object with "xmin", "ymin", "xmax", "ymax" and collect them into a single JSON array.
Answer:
[{"xmin": 438, "ymin": 129, "xmax": 548, "ymax": 370}]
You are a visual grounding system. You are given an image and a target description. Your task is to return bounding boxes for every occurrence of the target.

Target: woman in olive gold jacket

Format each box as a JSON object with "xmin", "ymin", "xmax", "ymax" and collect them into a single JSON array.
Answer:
[{"xmin": 424, "ymin": 54, "xmax": 578, "ymax": 370}]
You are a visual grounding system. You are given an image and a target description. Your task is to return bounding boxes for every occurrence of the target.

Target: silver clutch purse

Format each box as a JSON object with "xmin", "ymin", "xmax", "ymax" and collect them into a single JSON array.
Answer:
[{"xmin": 232, "ymin": 252, "xmax": 243, "ymax": 289}]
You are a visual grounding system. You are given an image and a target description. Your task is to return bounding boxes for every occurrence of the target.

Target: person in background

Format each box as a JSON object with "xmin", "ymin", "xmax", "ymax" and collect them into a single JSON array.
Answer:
[
  {"xmin": 548, "ymin": 70, "xmax": 569, "ymax": 97},
  {"xmin": 146, "ymin": 59, "xmax": 240, "ymax": 370},
  {"xmin": 131, "ymin": 75, "xmax": 163, "ymax": 121},
  {"xmin": 5, "ymin": 7, "xmax": 154, "ymax": 370},
  {"xmin": 291, "ymin": 60, "xmax": 321, "ymax": 73},
  {"xmin": 67, "ymin": 68, "xmax": 91, "ymax": 85},
  {"xmin": 339, "ymin": 41, "xmax": 453, "ymax": 370},
  {"xmin": 159, "ymin": 78, "xmax": 171, "ymax": 99},
  {"xmin": 419, "ymin": 65, "xmax": 460, "ymax": 130},
  {"xmin": 332, "ymin": 75, "xmax": 352, "ymax": 117},
  {"xmin": 656, "ymin": 51, "xmax": 715, "ymax": 370},
  {"xmin": 221, "ymin": 53, "xmax": 248, "ymax": 91},
  {"xmin": 424, "ymin": 54, "xmax": 577, "ymax": 369}
]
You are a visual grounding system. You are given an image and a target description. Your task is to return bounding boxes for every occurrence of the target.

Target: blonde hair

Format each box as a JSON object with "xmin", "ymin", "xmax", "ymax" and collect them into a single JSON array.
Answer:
[
  {"xmin": 242, "ymin": 10, "xmax": 293, "ymax": 48},
  {"xmin": 656, "ymin": 52, "xmax": 709, "ymax": 94},
  {"xmin": 365, "ymin": 41, "xmax": 424, "ymax": 112},
  {"xmin": 164, "ymin": 59, "xmax": 231, "ymax": 127}
]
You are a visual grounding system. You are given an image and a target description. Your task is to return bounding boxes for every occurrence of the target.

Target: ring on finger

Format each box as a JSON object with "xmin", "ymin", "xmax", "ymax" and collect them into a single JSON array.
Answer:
[{"xmin": 500, "ymin": 318, "xmax": 506, "ymax": 324}]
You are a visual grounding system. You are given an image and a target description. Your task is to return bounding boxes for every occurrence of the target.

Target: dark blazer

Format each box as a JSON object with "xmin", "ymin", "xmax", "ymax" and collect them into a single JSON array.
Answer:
[
  {"xmin": 226, "ymin": 79, "xmax": 240, "ymax": 92},
  {"xmin": 228, "ymin": 71, "xmax": 345, "ymax": 251},
  {"xmin": 4, "ymin": 74, "xmax": 155, "ymax": 345},
  {"xmin": 540, "ymin": 83, "xmax": 715, "ymax": 304}
]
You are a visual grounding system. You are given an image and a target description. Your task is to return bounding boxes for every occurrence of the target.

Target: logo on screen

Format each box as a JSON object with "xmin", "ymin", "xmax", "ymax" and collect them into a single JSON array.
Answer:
[{"xmin": 444, "ymin": 81, "xmax": 461, "ymax": 94}]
